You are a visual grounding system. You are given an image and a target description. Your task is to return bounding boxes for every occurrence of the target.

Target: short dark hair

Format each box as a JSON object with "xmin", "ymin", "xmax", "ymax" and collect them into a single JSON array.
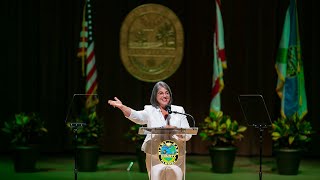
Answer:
[{"xmin": 150, "ymin": 81, "xmax": 173, "ymax": 107}]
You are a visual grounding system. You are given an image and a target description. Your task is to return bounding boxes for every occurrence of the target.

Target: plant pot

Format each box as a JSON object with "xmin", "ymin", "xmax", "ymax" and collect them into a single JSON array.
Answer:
[
  {"xmin": 136, "ymin": 146, "xmax": 147, "ymax": 172},
  {"xmin": 275, "ymin": 148, "xmax": 301, "ymax": 175},
  {"xmin": 77, "ymin": 145, "xmax": 99, "ymax": 172},
  {"xmin": 13, "ymin": 146, "xmax": 37, "ymax": 172},
  {"xmin": 209, "ymin": 146, "xmax": 237, "ymax": 173}
]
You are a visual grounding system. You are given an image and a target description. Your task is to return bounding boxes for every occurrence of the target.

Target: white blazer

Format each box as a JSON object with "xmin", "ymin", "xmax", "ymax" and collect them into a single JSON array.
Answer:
[{"xmin": 127, "ymin": 105, "xmax": 191, "ymax": 152}]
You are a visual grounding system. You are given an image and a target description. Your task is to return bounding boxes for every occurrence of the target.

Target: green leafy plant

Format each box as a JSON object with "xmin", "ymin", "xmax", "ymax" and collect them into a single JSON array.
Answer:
[
  {"xmin": 199, "ymin": 112, "xmax": 247, "ymax": 147},
  {"xmin": 69, "ymin": 108, "xmax": 103, "ymax": 146},
  {"xmin": 125, "ymin": 124, "xmax": 144, "ymax": 144},
  {"xmin": 271, "ymin": 113, "xmax": 312, "ymax": 149},
  {"xmin": 2, "ymin": 112, "xmax": 48, "ymax": 146}
]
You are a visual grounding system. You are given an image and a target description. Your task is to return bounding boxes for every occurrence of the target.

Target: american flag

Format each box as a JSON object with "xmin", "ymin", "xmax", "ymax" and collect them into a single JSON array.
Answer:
[{"xmin": 77, "ymin": 0, "xmax": 98, "ymax": 107}]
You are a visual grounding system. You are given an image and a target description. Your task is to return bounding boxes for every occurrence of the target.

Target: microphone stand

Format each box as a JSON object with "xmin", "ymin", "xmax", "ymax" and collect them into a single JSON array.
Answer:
[
  {"xmin": 171, "ymin": 110, "xmax": 195, "ymax": 128},
  {"xmin": 165, "ymin": 105, "xmax": 195, "ymax": 127}
]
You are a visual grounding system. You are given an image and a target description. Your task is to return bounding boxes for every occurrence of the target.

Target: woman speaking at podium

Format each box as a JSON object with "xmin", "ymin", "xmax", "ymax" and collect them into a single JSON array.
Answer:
[{"xmin": 108, "ymin": 81, "xmax": 192, "ymax": 180}]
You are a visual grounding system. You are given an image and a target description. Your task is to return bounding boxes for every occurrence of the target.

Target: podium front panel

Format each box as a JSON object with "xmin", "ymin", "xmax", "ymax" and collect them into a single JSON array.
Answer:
[{"xmin": 139, "ymin": 127, "xmax": 197, "ymax": 180}]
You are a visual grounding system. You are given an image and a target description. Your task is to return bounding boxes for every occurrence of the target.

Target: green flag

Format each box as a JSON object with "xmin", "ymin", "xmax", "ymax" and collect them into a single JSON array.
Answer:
[{"xmin": 275, "ymin": 0, "xmax": 307, "ymax": 119}]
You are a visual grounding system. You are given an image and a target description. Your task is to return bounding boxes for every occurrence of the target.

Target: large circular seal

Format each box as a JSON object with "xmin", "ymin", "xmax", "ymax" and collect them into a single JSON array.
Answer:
[
  {"xmin": 120, "ymin": 4, "xmax": 184, "ymax": 82},
  {"xmin": 158, "ymin": 140, "xmax": 179, "ymax": 165}
]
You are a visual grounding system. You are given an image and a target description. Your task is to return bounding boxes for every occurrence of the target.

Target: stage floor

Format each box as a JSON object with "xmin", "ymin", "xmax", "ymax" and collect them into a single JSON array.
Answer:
[{"xmin": 1, "ymin": 154, "xmax": 319, "ymax": 180}]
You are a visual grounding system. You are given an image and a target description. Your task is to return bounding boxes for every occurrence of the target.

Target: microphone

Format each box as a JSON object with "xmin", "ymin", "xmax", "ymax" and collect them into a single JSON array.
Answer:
[
  {"xmin": 165, "ymin": 105, "xmax": 172, "ymax": 114},
  {"xmin": 165, "ymin": 105, "xmax": 195, "ymax": 127}
]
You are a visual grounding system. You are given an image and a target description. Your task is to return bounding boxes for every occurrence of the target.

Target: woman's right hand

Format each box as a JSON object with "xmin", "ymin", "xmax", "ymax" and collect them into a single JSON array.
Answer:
[
  {"xmin": 108, "ymin": 97, "xmax": 123, "ymax": 109},
  {"xmin": 108, "ymin": 97, "xmax": 131, "ymax": 117}
]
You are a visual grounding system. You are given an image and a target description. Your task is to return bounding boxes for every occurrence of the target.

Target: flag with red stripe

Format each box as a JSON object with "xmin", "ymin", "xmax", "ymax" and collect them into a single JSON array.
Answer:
[
  {"xmin": 210, "ymin": 0, "xmax": 227, "ymax": 116},
  {"xmin": 77, "ymin": 0, "xmax": 98, "ymax": 108}
]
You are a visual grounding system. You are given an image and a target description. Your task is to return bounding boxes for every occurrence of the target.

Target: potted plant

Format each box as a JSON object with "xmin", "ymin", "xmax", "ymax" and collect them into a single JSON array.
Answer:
[
  {"xmin": 2, "ymin": 112, "xmax": 48, "ymax": 172},
  {"xmin": 68, "ymin": 107, "xmax": 103, "ymax": 172},
  {"xmin": 125, "ymin": 124, "xmax": 147, "ymax": 173},
  {"xmin": 199, "ymin": 111, "xmax": 247, "ymax": 173},
  {"xmin": 271, "ymin": 113, "xmax": 312, "ymax": 175}
]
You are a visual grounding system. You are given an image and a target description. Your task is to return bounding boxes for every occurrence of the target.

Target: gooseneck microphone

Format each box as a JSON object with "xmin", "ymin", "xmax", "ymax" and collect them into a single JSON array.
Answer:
[
  {"xmin": 165, "ymin": 105, "xmax": 195, "ymax": 127},
  {"xmin": 165, "ymin": 105, "xmax": 172, "ymax": 114}
]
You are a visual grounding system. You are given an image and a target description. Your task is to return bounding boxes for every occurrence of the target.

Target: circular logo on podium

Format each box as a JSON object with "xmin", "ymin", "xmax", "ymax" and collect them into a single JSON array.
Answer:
[
  {"xmin": 120, "ymin": 3, "xmax": 184, "ymax": 82},
  {"xmin": 158, "ymin": 140, "xmax": 179, "ymax": 165}
]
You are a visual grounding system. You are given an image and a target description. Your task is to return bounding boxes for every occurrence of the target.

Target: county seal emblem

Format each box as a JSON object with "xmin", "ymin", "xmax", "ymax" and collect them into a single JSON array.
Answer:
[{"xmin": 158, "ymin": 140, "xmax": 179, "ymax": 165}]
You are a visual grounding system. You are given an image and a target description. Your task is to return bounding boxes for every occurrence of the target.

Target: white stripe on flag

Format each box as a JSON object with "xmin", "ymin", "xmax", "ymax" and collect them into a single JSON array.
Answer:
[{"xmin": 86, "ymin": 71, "xmax": 97, "ymax": 92}]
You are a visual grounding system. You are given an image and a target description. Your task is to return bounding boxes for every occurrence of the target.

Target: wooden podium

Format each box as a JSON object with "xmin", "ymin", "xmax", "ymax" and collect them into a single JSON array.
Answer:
[{"xmin": 139, "ymin": 127, "xmax": 198, "ymax": 180}]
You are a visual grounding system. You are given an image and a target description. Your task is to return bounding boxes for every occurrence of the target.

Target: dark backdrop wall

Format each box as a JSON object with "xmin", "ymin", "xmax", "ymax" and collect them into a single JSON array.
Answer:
[{"xmin": 1, "ymin": 0, "xmax": 318, "ymax": 157}]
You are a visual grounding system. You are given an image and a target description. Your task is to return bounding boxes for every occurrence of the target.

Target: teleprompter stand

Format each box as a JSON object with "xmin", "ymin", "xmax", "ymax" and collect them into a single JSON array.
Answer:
[
  {"xmin": 238, "ymin": 94, "xmax": 272, "ymax": 180},
  {"xmin": 69, "ymin": 122, "xmax": 86, "ymax": 180},
  {"xmin": 65, "ymin": 94, "xmax": 98, "ymax": 180}
]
